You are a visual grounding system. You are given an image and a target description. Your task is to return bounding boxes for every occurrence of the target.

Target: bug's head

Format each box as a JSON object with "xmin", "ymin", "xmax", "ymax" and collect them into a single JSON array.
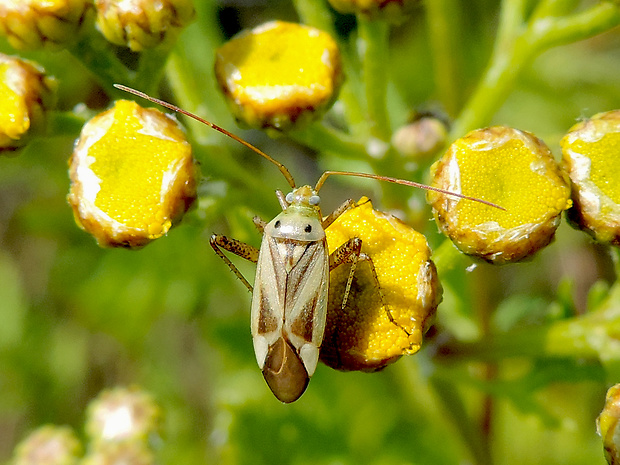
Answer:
[{"xmin": 285, "ymin": 185, "xmax": 321, "ymax": 208}]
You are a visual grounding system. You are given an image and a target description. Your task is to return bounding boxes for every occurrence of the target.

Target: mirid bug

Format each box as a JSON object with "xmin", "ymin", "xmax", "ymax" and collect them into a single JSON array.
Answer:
[{"xmin": 114, "ymin": 84, "xmax": 503, "ymax": 403}]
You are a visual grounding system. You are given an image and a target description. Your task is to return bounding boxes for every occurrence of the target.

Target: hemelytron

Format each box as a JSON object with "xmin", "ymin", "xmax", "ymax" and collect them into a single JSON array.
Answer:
[{"xmin": 114, "ymin": 84, "xmax": 503, "ymax": 403}]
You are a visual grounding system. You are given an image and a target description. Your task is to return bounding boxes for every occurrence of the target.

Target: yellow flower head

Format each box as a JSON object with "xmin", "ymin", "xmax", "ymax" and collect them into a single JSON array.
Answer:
[
  {"xmin": 428, "ymin": 126, "xmax": 571, "ymax": 264},
  {"xmin": 0, "ymin": 54, "xmax": 56, "ymax": 154},
  {"xmin": 561, "ymin": 110, "xmax": 620, "ymax": 246},
  {"xmin": 215, "ymin": 21, "xmax": 343, "ymax": 132},
  {"xmin": 597, "ymin": 384, "xmax": 620, "ymax": 465},
  {"xmin": 322, "ymin": 198, "xmax": 441, "ymax": 371},
  {"xmin": 95, "ymin": 0, "xmax": 195, "ymax": 51},
  {"xmin": 12, "ymin": 425, "xmax": 81, "ymax": 465},
  {"xmin": 68, "ymin": 100, "xmax": 198, "ymax": 249},
  {"xmin": 327, "ymin": 0, "xmax": 420, "ymax": 22},
  {"xmin": 0, "ymin": 0, "xmax": 95, "ymax": 50}
]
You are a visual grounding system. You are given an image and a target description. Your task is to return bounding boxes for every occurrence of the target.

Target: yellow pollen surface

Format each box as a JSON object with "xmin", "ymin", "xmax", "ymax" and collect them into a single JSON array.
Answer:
[
  {"xmin": 568, "ymin": 133, "xmax": 620, "ymax": 205},
  {"xmin": 88, "ymin": 101, "xmax": 191, "ymax": 236},
  {"xmin": 0, "ymin": 63, "xmax": 29, "ymax": 139},
  {"xmin": 215, "ymin": 21, "xmax": 340, "ymax": 122},
  {"xmin": 323, "ymin": 198, "xmax": 439, "ymax": 371},
  {"xmin": 453, "ymin": 137, "xmax": 569, "ymax": 230}
]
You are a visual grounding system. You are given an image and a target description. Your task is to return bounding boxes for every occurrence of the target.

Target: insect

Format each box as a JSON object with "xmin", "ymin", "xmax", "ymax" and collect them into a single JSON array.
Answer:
[{"xmin": 114, "ymin": 84, "xmax": 503, "ymax": 403}]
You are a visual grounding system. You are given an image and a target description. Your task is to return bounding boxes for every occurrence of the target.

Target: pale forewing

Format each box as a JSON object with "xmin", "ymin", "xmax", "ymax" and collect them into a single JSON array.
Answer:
[{"xmin": 250, "ymin": 235, "xmax": 329, "ymax": 372}]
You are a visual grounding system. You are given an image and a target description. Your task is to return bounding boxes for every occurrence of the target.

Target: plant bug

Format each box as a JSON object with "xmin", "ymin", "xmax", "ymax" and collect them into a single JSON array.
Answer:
[{"xmin": 114, "ymin": 84, "xmax": 503, "ymax": 403}]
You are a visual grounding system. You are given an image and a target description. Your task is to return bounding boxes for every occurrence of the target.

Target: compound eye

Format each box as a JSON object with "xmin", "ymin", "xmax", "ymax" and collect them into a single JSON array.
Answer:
[
  {"xmin": 304, "ymin": 224, "xmax": 312, "ymax": 233},
  {"xmin": 274, "ymin": 220, "xmax": 281, "ymax": 228},
  {"xmin": 285, "ymin": 192, "xmax": 294, "ymax": 204},
  {"xmin": 309, "ymin": 195, "xmax": 320, "ymax": 205}
]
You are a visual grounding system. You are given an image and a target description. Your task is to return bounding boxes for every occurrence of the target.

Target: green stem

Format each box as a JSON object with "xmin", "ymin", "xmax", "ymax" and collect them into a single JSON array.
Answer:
[
  {"xmin": 531, "ymin": 0, "xmax": 581, "ymax": 20},
  {"xmin": 431, "ymin": 238, "xmax": 473, "ymax": 274},
  {"xmin": 292, "ymin": 0, "xmax": 335, "ymax": 31},
  {"xmin": 68, "ymin": 33, "xmax": 131, "ymax": 94},
  {"xmin": 532, "ymin": 2, "xmax": 620, "ymax": 51},
  {"xmin": 430, "ymin": 376, "xmax": 493, "ymax": 465},
  {"xmin": 133, "ymin": 46, "xmax": 175, "ymax": 95},
  {"xmin": 293, "ymin": 0, "xmax": 366, "ymax": 133},
  {"xmin": 358, "ymin": 17, "xmax": 391, "ymax": 140},
  {"xmin": 290, "ymin": 123, "xmax": 369, "ymax": 160},
  {"xmin": 425, "ymin": 0, "xmax": 463, "ymax": 116},
  {"xmin": 47, "ymin": 111, "xmax": 90, "ymax": 137},
  {"xmin": 436, "ymin": 289, "xmax": 620, "ymax": 364},
  {"xmin": 450, "ymin": 0, "xmax": 620, "ymax": 139},
  {"xmin": 449, "ymin": 0, "xmax": 529, "ymax": 139}
]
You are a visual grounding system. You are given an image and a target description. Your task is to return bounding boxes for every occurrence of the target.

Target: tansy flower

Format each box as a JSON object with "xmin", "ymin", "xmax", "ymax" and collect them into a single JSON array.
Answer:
[
  {"xmin": 322, "ymin": 198, "xmax": 441, "ymax": 371},
  {"xmin": 561, "ymin": 110, "xmax": 620, "ymax": 246},
  {"xmin": 95, "ymin": 0, "xmax": 195, "ymax": 51},
  {"xmin": 0, "ymin": 54, "xmax": 56, "ymax": 154},
  {"xmin": 68, "ymin": 99, "xmax": 198, "ymax": 248},
  {"xmin": 0, "ymin": 0, "xmax": 94, "ymax": 51},
  {"xmin": 215, "ymin": 21, "xmax": 343, "ymax": 132},
  {"xmin": 428, "ymin": 126, "xmax": 571, "ymax": 264}
]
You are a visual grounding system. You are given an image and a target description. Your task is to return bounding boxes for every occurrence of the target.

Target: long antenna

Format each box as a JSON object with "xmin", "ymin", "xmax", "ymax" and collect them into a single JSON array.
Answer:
[
  {"xmin": 114, "ymin": 84, "xmax": 297, "ymax": 189},
  {"xmin": 315, "ymin": 171, "xmax": 505, "ymax": 210},
  {"xmin": 115, "ymin": 84, "xmax": 504, "ymax": 210}
]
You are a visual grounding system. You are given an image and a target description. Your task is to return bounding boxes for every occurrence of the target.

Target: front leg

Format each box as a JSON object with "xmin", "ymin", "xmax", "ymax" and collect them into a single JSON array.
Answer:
[
  {"xmin": 210, "ymin": 234, "xmax": 260, "ymax": 293},
  {"xmin": 329, "ymin": 237, "xmax": 411, "ymax": 337}
]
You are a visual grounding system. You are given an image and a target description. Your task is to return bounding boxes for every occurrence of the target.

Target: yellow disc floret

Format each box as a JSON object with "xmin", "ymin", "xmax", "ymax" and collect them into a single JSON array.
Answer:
[
  {"xmin": 0, "ymin": 54, "xmax": 56, "ymax": 154},
  {"xmin": 68, "ymin": 100, "xmax": 198, "ymax": 248},
  {"xmin": 215, "ymin": 21, "xmax": 343, "ymax": 132},
  {"xmin": 561, "ymin": 110, "xmax": 620, "ymax": 245},
  {"xmin": 322, "ymin": 198, "xmax": 441, "ymax": 371},
  {"xmin": 428, "ymin": 126, "xmax": 571, "ymax": 264}
]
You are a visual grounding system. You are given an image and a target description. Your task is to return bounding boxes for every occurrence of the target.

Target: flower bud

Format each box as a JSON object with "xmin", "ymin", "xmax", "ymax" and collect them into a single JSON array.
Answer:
[
  {"xmin": 67, "ymin": 99, "xmax": 198, "ymax": 248},
  {"xmin": 0, "ymin": 0, "xmax": 94, "ymax": 51},
  {"xmin": 95, "ymin": 0, "xmax": 195, "ymax": 51},
  {"xmin": 12, "ymin": 425, "xmax": 81, "ymax": 465},
  {"xmin": 428, "ymin": 126, "xmax": 571, "ymax": 264},
  {"xmin": 561, "ymin": 110, "xmax": 620, "ymax": 246},
  {"xmin": 0, "ymin": 54, "xmax": 56, "ymax": 155},
  {"xmin": 322, "ymin": 198, "xmax": 441, "ymax": 371},
  {"xmin": 215, "ymin": 21, "xmax": 343, "ymax": 132},
  {"xmin": 85, "ymin": 386, "xmax": 161, "ymax": 447},
  {"xmin": 327, "ymin": 0, "xmax": 420, "ymax": 22},
  {"xmin": 392, "ymin": 116, "xmax": 448, "ymax": 160},
  {"xmin": 598, "ymin": 384, "xmax": 620, "ymax": 465}
]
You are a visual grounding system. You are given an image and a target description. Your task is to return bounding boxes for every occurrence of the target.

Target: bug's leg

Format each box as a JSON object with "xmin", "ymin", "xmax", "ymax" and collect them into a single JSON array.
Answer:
[
  {"xmin": 210, "ymin": 234, "xmax": 259, "ymax": 293},
  {"xmin": 322, "ymin": 199, "xmax": 357, "ymax": 229},
  {"xmin": 329, "ymin": 237, "xmax": 362, "ymax": 312},
  {"xmin": 253, "ymin": 216, "xmax": 267, "ymax": 234},
  {"xmin": 329, "ymin": 238, "xmax": 411, "ymax": 337}
]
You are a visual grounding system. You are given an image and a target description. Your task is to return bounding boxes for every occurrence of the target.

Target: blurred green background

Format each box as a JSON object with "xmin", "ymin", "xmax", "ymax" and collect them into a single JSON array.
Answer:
[{"xmin": 1, "ymin": 0, "xmax": 620, "ymax": 464}]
